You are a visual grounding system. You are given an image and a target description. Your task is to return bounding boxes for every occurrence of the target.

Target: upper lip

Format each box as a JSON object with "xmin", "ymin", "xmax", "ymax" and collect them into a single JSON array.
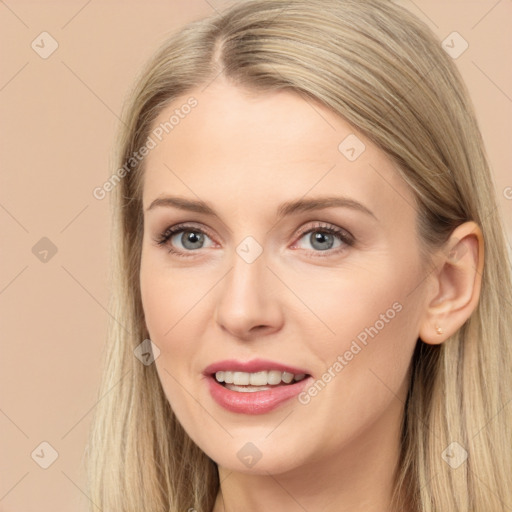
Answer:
[{"xmin": 203, "ymin": 358, "xmax": 310, "ymax": 376}]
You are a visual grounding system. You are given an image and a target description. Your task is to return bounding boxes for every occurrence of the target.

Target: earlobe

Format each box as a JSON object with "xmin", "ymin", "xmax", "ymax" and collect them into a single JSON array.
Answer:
[{"xmin": 418, "ymin": 221, "xmax": 484, "ymax": 345}]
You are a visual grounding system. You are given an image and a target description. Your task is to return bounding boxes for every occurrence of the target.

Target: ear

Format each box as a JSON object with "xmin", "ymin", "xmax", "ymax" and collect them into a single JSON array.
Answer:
[{"xmin": 418, "ymin": 221, "xmax": 484, "ymax": 345}]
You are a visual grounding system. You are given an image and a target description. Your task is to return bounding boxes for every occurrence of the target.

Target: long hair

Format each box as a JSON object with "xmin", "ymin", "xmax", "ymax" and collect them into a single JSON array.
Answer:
[{"xmin": 86, "ymin": 1, "xmax": 512, "ymax": 510}]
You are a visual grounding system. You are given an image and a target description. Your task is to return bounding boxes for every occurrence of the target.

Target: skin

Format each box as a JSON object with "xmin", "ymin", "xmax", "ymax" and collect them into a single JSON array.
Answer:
[{"xmin": 139, "ymin": 79, "xmax": 483, "ymax": 512}]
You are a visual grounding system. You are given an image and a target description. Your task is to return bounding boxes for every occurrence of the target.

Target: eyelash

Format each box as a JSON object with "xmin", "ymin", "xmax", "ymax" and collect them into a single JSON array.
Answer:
[{"xmin": 153, "ymin": 221, "xmax": 354, "ymax": 259}]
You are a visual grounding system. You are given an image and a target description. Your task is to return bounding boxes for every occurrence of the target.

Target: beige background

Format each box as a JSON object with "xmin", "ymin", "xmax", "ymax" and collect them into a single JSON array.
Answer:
[{"xmin": 1, "ymin": 1, "xmax": 511, "ymax": 510}]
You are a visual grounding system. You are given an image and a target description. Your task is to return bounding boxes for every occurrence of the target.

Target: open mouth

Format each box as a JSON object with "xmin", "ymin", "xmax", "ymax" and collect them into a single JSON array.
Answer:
[
  {"xmin": 205, "ymin": 364, "xmax": 313, "ymax": 414},
  {"xmin": 212, "ymin": 370, "xmax": 309, "ymax": 393}
]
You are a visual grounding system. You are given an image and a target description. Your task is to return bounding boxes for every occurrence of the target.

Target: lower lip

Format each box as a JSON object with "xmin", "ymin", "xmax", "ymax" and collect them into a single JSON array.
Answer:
[{"xmin": 206, "ymin": 375, "xmax": 311, "ymax": 415}]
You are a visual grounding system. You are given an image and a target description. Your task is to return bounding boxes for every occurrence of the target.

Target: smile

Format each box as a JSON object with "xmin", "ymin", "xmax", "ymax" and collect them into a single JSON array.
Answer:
[{"xmin": 215, "ymin": 370, "xmax": 307, "ymax": 391}]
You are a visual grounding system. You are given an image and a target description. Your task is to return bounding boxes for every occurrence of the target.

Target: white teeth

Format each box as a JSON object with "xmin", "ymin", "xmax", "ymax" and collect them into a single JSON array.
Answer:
[
  {"xmin": 267, "ymin": 370, "xmax": 282, "ymax": 385},
  {"xmin": 223, "ymin": 371, "xmax": 234, "ymax": 384},
  {"xmin": 282, "ymin": 371, "xmax": 294, "ymax": 384},
  {"xmin": 233, "ymin": 371, "xmax": 250, "ymax": 385},
  {"xmin": 249, "ymin": 371, "xmax": 268, "ymax": 386},
  {"xmin": 214, "ymin": 370, "xmax": 307, "ymax": 386}
]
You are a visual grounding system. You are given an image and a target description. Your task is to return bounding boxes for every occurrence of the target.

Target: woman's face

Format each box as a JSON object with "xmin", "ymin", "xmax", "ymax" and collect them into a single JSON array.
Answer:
[{"xmin": 140, "ymin": 80, "xmax": 430, "ymax": 476}]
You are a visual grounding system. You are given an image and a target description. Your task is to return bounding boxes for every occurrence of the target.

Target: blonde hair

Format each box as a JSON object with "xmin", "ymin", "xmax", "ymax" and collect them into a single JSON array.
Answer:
[{"xmin": 86, "ymin": 1, "xmax": 512, "ymax": 510}]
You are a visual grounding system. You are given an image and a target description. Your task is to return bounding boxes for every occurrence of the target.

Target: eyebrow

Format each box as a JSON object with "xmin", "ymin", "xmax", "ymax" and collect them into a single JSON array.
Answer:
[{"xmin": 145, "ymin": 195, "xmax": 377, "ymax": 220}]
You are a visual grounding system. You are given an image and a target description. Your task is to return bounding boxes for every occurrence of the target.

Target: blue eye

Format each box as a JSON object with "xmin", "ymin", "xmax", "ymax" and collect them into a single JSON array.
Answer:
[
  {"xmin": 292, "ymin": 222, "xmax": 354, "ymax": 256},
  {"xmin": 171, "ymin": 230, "xmax": 207, "ymax": 250},
  {"xmin": 155, "ymin": 224, "xmax": 214, "ymax": 256},
  {"xmin": 154, "ymin": 221, "xmax": 354, "ymax": 258}
]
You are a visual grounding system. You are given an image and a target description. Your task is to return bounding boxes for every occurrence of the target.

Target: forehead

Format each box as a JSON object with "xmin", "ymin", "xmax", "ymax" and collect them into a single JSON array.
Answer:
[{"xmin": 142, "ymin": 80, "xmax": 416, "ymax": 226}]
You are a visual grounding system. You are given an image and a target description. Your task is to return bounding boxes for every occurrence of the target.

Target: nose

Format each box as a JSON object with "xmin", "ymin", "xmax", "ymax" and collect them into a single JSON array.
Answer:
[{"xmin": 214, "ymin": 247, "xmax": 284, "ymax": 340}]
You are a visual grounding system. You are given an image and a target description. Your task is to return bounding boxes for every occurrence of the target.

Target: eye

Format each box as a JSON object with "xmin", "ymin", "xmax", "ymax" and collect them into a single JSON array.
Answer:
[
  {"xmin": 154, "ymin": 221, "xmax": 354, "ymax": 259},
  {"xmin": 291, "ymin": 222, "xmax": 354, "ymax": 256},
  {"xmin": 154, "ymin": 223, "xmax": 216, "ymax": 257}
]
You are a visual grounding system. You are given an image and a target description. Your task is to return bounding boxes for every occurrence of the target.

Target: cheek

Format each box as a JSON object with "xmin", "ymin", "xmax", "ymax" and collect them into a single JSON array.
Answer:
[
  {"xmin": 140, "ymin": 251, "xmax": 211, "ymax": 339},
  {"xmin": 140, "ymin": 259, "xmax": 208, "ymax": 418},
  {"xmin": 287, "ymin": 255, "xmax": 419, "ymax": 352},
  {"xmin": 140, "ymin": 257, "xmax": 199, "ymax": 374},
  {"xmin": 317, "ymin": 305, "xmax": 416, "ymax": 453},
  {"xmin": 292, "ymin": 253, "xmax": 423, "ymax": 400}
]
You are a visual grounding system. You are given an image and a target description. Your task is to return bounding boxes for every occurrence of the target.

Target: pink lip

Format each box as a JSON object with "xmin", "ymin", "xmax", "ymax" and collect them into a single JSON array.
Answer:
[
  {"xmin": 203, "ymin": 358, "xmax": 310, "ymax": 376},
  {"xmin": 206, "ymin": 375, "xmax": 312, "ymax": 415},
  {"xmin": 203, "ymin": 359, "xmax": 312, "ymax": 415}
]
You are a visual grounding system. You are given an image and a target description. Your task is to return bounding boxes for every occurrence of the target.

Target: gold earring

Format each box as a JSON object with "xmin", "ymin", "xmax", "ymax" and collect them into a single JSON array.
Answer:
[{"xmin": 435, "ymin": 326, "xmax": 443, "ymax": 335}]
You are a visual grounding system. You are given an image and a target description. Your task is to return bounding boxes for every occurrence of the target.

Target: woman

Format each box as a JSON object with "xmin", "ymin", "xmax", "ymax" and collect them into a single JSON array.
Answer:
[{"xmin": 86, "ymin": 1, "xmax": 512, "ymax": 510}]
